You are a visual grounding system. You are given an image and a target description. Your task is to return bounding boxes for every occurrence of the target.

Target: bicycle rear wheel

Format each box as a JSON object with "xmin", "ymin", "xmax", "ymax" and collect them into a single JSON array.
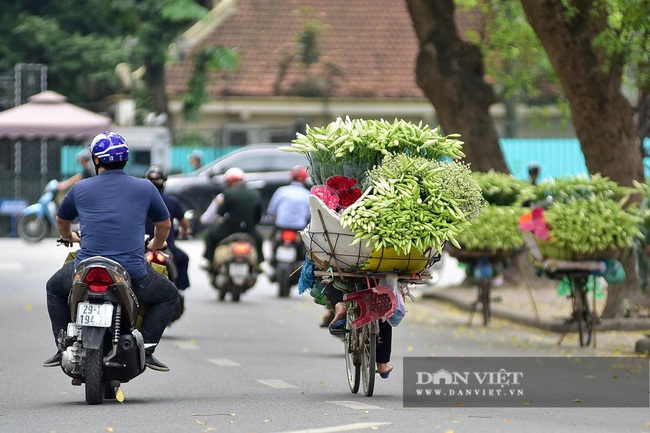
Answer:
[
  {"xmin": 575, "ymin": 282, "xmax": 593, "ymax": 347},
  {"xmin": 361, "ymin": 323, "xmax": 377, "ymax": 397},
  {"xmin": 479, "ymin": 279, "xmax": 491, "ymax": 326},
  {"xmin": 345, "ymin": 306, "xmax": 360, "ymax": 394}
]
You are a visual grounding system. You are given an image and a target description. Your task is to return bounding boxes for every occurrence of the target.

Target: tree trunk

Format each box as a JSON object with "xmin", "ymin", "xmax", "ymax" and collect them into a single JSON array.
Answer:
[
  {"xmin": 405, "ymin": 0, "xmax": 509, "ymax": 173},
  {"xmin": 519, "ymin": 0, "xmax": 643, "ymax": 187},
  {"xmin": 144, "ymin": 62, "xmax": 173, "ymax": 135},
  {"xmin": 520, "ymin": 0, "xmax": 648, "ymax": 317}
]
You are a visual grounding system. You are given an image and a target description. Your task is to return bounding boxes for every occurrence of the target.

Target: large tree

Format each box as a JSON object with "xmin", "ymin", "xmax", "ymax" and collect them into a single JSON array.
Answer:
[
  {"xmin": 519, "ymin": 0, "xmax": 645, "ymax": 188},
  {"xmin": 519, "ymin": 0, "xmax": 648, "ymax": 316},
  {"xmin": 405, "ymin": 0, "xmax": 509, "ymax": 173}
]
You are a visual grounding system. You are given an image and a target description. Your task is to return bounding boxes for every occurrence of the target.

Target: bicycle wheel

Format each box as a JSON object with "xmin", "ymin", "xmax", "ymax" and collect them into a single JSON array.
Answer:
[
  {"xmin": 577, "ymin": 282, "xmax": 593, "ymax": 346},
  {"xmin": 479, "ymin": 279, "xmax": 491, "ymax": 326},
  {"xmin": 345, "ymin": 305, "xmax": 360, "ymax": 394},
  {"xmin": 361, "ymin": 323, "xmax": 377, "ymax": 397}
]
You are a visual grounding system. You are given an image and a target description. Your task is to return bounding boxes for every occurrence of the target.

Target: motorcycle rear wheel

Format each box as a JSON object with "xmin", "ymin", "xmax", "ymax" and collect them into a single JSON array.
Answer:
[
  {"xmin": 17, "ymin": 214, "xmax": 50, "ymax": 242},
  {"xmin": 276, "ymin": 267, "xmax": 291, "ymax": 298},
  {"xmin": 85, "ymin": 347, "xmax": 104, "ymax": 405}
]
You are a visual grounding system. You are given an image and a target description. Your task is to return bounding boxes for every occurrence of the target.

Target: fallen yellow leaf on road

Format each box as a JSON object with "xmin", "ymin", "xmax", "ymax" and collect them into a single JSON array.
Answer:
[
  {"xmin": 116, "ymin": 389, "xmax": 125, "ymax": 403},
  {"xmin": 105, "ymin": 427, "xmax": 114, "ymax": 432},
  {"xmin": 25, "ymin": 304, "xmax": 32, "ymax": 311},
  {"xmin": 407, "ymin": 345, "xmax": 414, "ymax": 352}
]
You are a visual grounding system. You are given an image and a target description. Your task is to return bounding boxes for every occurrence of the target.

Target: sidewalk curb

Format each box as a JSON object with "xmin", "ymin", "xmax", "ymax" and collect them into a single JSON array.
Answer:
[{"xmin": 423, "ymin": 291, "xmax": 650, "ymax": 333}]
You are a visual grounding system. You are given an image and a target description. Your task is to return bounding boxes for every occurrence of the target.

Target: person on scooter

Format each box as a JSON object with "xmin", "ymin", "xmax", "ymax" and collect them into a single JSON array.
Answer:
[
  {"xmin": 44, "ymin": 131, "xmax": 178, "ymax": 372},
  {"xmin": 144, "ymin": 165, "xmax": 191, "ymax": 291},
  {"xmin": 200, "ymin": 167, "xmax": 265, "ymax": 271},
  {"xmin": 57, "ymin": 149, "xmax": 95, "ymax": 191},
  {"xmin": 266, "ymin": 165, "xmax": 311, "ymax": 277}
]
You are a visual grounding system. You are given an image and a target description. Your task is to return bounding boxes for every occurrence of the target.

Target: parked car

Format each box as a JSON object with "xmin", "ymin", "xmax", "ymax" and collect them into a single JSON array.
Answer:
[{"xmin": 164, "ymin": 144, "xmax": 309, "ymax": 235}]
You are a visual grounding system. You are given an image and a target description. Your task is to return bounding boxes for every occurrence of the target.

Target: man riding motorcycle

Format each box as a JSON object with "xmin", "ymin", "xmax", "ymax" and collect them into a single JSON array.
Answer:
[
  {"xmin": 266, "ymin": 166, "xmax": 311, "ymax": 274},
  {"xmin": 44, "ymin": 131, "xmax": 178, "ymax": 372},
  {"xmin": 144, "ymin": 165, "xmax": 191, "ymax": 291},
  {"xmin": 200, "ymin": 167, "xmax": 264, "ymax": 272}
]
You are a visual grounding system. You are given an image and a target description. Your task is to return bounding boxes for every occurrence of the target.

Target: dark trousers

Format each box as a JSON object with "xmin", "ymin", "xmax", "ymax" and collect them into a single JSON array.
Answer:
[
  {"xmin": 46, "ymin": 261, "xmax": 178, "ymax": 355},
  {"xmin": 324, "ymin": 282, "xmax": 392, "ymax": 363},
  {"xmin": 203, "ymin": 225, "xmax": 264, "ymax": 264},
  {"xmin": 168, "ymin": 243, "xmax": 190, "ymax": 290}
]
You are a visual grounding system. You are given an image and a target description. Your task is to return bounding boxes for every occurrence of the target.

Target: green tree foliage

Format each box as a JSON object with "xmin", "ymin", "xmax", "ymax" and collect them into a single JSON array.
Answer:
[
  {"xmin": 0, "ymin": 0, "xmax": 127, "ymax": 103},
  {"xmin": 0, "ymin": 0, "xmax": 211, "ymax": 115},
  {"xmin": 456, "ymin": 0, "xmax": 560, "ymax": 106},
  {"xmin": 181, "ymin": 46, "xmax": 241, "ymax": 122}
]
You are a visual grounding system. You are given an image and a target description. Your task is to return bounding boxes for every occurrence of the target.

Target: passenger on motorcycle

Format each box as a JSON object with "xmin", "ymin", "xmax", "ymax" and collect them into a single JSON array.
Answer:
[
  {"xmin": 144, "ymin": 165, "xmax": 191, "ymax": 291},
  {"xmin": 44, "ymin": 131, "xmax": 178, "ymax": 372},
  {"xmin": 200, "ymin": 167, "xmax": 265, "ymax": 271},
  {"xmin": 266, "ymin": 166, "xmax": 310, "ymax": 274}
]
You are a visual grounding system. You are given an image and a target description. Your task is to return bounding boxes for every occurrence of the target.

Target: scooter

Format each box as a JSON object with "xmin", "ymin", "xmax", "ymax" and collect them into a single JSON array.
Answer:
[
  {"xmin": 17, "ymin": 179, "xmax": 58, "ymax": 242},
  {"xmin": 210, "ymin": 233, "xmax": 259, "ymax": 302},
  {"xmin": 57, "ymin": 253, "xmax": 147, "ymax": 405},
  {"xmin": 272, "ymin": 229, "xmax": 305, "ymax": 297}
]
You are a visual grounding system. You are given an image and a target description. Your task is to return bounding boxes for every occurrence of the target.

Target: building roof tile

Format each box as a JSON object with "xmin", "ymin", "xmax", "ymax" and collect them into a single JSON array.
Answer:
[{"xmin": 166, "ymin": 0, "xmax": 428, "ymax": 100}]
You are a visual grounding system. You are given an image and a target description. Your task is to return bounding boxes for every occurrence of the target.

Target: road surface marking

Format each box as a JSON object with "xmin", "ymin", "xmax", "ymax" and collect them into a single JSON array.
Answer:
[
  {"xmin": 256, "ymin": 379, "xmax": 299, "ymax": 389},
  {"xmin": 274, "ymin": 422, "xmax": 392, "ymax": 433},
  {"xmin": 327, "ymin": 401, "xmax": 383, "ymax": 410},
  {"xmin": 208, "ymin": 358, "xmax": 240, "ymax": 367},
  {"xmin": 174, "ymin": 341, "xmax": 200, "ymax": 350}
]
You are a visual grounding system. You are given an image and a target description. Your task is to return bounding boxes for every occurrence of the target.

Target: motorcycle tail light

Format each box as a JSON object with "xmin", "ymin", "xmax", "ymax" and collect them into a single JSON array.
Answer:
[
  {"xmin": 146, "ymin": 251, "xmax": 166, "ymax": 263},
  {"xmin": 232, "ymin": 242, "xmax": 251, "ymax": 255},
  {"xmin": 84, "ymin": 268, "xmax": 113, "ymax": 293},
  {"xmin": 282, "ymin": 230, "xmax": 297, "ymax": 243}
]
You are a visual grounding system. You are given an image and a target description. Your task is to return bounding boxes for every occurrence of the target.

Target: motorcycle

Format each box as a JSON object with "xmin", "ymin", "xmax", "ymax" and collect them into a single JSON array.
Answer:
[
  {"xmin": 272, "ymin": 229, "xmax": 305, "ymax": 298},
  {"xmin": 144, "ymin": 247, "xmax": 184, "ymax": 325},
  {"xmin": 210, "ymin": 233, "xmax": 258, "ymax": 302},
  {"xmin": 57, "ymin": 254, "xmax": 147, "ymax": 405},
  {"xmin": 17, "ymin": 179, "xmax": 58, "ymax": 242}
]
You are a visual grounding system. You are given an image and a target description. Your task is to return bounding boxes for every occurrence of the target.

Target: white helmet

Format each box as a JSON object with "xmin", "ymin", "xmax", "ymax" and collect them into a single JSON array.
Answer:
[{"xmin": 223, "ymin": 167, "xmax": 245, "ymax": 183}]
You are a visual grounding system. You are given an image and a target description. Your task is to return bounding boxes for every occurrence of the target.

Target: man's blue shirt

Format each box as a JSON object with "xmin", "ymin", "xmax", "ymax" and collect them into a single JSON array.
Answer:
[
  {"xmin": 57, "ymin": 170, "xmax": 170, "ymax": 280},
  {"xmin": 266, "ymin": 182, "xmax": 311, "ymax": 229}
]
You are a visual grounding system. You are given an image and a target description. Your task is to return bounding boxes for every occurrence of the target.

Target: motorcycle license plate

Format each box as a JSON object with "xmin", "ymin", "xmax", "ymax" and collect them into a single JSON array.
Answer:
[
  {"xmin": 229, "ymin": 262, "xmax": 250, "ymax": 279},
  {"xmin": 76, "ymin": 302, "xmax": 113, "ymax": 327},
  {"xmin": 276, "ymin": 246, "xmax": 297, "ymax": 263}
]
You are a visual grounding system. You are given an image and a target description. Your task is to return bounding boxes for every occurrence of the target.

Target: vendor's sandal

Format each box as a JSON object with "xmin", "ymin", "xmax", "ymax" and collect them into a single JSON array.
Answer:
[
  {"xmin": 377, "ymin": 367, "xmax": 393, "ymax": 379},
  {"xmin": 328, "ymin": 319, "xmax": 347, "ymax": 336}
]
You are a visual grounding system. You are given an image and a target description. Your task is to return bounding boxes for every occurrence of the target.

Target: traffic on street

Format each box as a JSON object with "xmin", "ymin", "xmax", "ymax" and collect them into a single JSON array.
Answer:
[{"xmin": 0, "ymin": 238, "xmax": 647, "ymax": 433}]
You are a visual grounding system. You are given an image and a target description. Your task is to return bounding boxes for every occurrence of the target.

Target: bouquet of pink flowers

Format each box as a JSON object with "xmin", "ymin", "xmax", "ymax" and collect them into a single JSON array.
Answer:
[
  {"xmin": 518, "ymin": 207, "xmax": 550, "ymax": 240},
  {"xmin": 310, "ymin": 185, "xmax": 339, "ymax": 210},
  {"xmin": 310, "ymin": 176, "xmax": 364, "ymax": 212}
]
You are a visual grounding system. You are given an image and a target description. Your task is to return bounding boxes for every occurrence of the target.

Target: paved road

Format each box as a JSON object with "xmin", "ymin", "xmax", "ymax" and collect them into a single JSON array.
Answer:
[{"xmin": 0, "ymin": 238, "xmax": 647, "ymax": 433}]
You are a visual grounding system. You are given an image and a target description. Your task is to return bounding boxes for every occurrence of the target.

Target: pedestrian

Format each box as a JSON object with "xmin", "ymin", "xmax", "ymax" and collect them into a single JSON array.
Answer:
[
  {"xmin": 188, "ymin": 149, "xmax": 203, "ymax": 172},
  {"xmin": 44, "ymin": 131, "xmax": 178, "ymax": 372},
  {"xmin": 528, "ymin": 162, "xmax": 541, "ymax": 185}
]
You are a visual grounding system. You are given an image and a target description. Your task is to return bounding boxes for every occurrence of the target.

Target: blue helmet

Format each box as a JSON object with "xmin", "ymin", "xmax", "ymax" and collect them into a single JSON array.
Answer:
[{"xmin": 90, "ymin": 131, "xmax": 129, "ymax": 163}]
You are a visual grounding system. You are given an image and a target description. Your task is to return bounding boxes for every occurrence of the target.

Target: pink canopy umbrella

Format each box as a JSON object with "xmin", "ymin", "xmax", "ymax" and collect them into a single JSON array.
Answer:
[{"xmin": 0, "ymin": 91, "xmax": 112, "ymax": 140}]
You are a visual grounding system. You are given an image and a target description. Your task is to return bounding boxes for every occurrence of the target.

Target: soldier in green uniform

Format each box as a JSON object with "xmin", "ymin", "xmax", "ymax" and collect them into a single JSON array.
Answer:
[{"xmin": 200, "ymin": 167, "xmax": 265, "ymax": 271}]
